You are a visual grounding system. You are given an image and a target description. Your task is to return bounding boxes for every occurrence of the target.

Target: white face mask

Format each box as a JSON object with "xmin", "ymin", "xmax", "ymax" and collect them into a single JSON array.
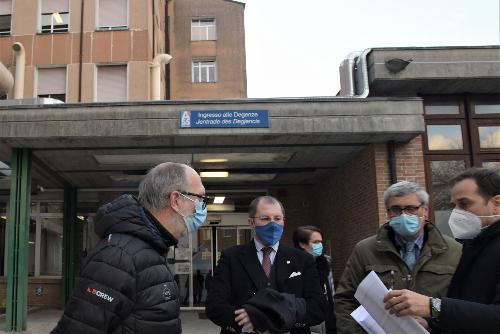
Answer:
[{"xmin": 448, "ymin": 208, "xmax": 500, "ymax": 239}]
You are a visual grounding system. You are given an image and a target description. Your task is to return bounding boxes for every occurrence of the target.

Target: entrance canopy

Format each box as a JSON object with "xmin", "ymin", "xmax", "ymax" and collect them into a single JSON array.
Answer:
[{"xmin": 0, "ymin": 97, "xmax": 424, "ymax": 211}]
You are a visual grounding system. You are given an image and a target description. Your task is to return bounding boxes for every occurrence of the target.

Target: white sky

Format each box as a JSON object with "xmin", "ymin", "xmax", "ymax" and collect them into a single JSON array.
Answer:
[{"xmin": 242, "ymin": 0, "xmax": 500, "ymax": 98}]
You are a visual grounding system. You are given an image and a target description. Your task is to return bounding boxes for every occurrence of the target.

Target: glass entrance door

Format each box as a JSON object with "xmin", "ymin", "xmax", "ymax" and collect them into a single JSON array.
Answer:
[{"xmin": 174, "ymin": 225, "xmax": 252, "ymax": 309}]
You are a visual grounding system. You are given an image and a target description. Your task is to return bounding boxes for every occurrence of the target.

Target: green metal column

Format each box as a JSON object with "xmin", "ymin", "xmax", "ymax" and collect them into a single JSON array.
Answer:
[
  {"xmin": 62, "ymin": 184, "xmax": 77, "ymax": 305},
  {"xmin": 5, "ymin": 149, "xmax": 31, "ymax": 331}
]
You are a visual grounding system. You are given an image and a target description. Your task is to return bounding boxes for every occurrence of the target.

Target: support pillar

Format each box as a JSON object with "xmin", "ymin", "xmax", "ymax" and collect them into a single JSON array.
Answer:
[
  {"xmin": 5, "ymin": 149, "xmax": 31, "ymax": 331},
  {"xmin": 62, "ymin": 184, "xmax": 77, "ymax": 305}
]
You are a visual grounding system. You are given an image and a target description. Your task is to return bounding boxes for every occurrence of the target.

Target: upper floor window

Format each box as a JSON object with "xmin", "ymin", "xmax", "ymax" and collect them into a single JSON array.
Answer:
[
  {"xmin": 40, "ymin": 0, "xmax": 69, "ymax": 33},
  {"xmin": 192, "ymin": 60, "xmax": 216, "ymax": 83},
  {"xmin": 191, "ymin": 18, "xmax": 216, "ymax": 41},
  {"xmin": 96, "ymin": 65, "xmax": 127, "ymax": 102},
  {"xmin": 97, "ymin": 0, "xmax": 128, "ymax": 30},
  {"xmin": 37, "ymin": 67, "xmax": 67, "ymax": 102},
  {"xmin": 0, "ymin": 0, "xmax": 12, "ymax": 36}
]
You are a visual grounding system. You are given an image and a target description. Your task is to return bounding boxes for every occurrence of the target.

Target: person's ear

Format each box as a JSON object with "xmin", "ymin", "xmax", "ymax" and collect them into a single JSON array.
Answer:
[
  {"xmin": 247, "ymin": 217, "xmax": 255, "ymax": 227},
  {"xmin": 490, "ymin": 195, "xmax": 500, "ymax": 214},
  {"xmin": 421, "ymin": 205, "xmax": 429, "ymax": 219},
  {"xmin": 170, "ymin": 191, "xmax": 182, "ymax": 211}
]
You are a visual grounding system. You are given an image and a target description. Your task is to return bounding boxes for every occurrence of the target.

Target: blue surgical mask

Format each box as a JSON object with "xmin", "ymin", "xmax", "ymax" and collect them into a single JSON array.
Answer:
[
  {"xmin": 389, "ymin": 213, "xmax": 420, "ymax": 237},
  {"xmin": 255, "ymin": 221, "xmax": 283, "ymax": 246},
  {"xmin": 311, "ymin": 242, "xmax": 323, "ymax": 258},
  {"xmin": 182, "ymin": 201, "xmax": 207, "ymax": 233}
]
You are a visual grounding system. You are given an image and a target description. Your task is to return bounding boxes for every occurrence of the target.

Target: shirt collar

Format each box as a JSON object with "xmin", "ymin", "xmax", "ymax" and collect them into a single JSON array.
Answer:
[
  {"xmin": 254, "ymin": 238, "xmax": 279, "ymax": 252},
  {"xmin": 395, "ymin": 229, "xmax": 425, "ymax": 250}
]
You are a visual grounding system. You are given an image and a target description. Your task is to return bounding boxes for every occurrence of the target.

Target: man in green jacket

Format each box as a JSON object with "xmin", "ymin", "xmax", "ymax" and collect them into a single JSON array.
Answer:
[{"xmin": 334, "ymin": 181, "xmax": 462, "ymax": 333}]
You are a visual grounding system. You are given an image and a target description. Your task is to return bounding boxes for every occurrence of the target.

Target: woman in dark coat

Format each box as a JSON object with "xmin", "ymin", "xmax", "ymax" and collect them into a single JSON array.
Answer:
[{"xmin": 293, "ymin": 225, "xmax": 337, "ymax": 334}]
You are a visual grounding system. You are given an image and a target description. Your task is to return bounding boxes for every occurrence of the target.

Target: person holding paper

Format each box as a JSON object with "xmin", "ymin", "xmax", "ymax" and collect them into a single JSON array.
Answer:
[
  {"xmin": 335, "ymin": 181, "xmax": 462, "ymax": 333},
  {"xmin": 384, "ymin": 168, "xmax": 500, "ymax": 334},
  {"xmin": 206, "ymin": 196, "xmax": 326, "ymax": 334}
]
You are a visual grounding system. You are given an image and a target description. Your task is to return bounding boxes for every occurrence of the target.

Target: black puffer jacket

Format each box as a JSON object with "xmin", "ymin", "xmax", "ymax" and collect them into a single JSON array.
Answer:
[{"xmin": 51, "ymin": 194, "xmax": 180, "ymax": 334}]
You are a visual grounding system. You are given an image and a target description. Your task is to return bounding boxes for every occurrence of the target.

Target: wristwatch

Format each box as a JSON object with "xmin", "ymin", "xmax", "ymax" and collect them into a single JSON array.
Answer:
[{"xmin": 430, "ymin": 297, "xmax": 441, "ymax": 317}]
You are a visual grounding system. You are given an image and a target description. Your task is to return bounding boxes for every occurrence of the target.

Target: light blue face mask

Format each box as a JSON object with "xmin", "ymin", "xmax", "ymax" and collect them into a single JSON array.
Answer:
[
  {"xmin": 180, "ymin": 198, "xmax": 208, "ymax": 233},
  {"xmin": 389, "ymin": 213, "xmax": 420, "ymax": 237},
  {"xmin": 311, "ymin": 242, "xmax": 323, "ymax": 257}
]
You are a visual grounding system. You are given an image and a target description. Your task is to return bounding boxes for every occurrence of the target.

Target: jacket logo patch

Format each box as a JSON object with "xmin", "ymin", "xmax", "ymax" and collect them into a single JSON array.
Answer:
[
  {"xmin": 86, "ymin": 287, "xmax": 114, "ymax": 302},
  {"xmin": 163, "ymin": 285, "xmax": 172, "ymax": 301}
]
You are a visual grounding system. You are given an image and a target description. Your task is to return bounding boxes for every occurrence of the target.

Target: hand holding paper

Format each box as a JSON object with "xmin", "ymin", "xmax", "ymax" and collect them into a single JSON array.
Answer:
[{"xmin": 350, "ymin": 271, "xmax": 428, "ymax": 334}]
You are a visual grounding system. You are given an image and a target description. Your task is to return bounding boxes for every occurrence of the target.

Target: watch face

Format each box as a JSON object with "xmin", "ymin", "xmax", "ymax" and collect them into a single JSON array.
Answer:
[{"xmin": 432, "ymin": 298, "xmax": 441, "ymax": 312}]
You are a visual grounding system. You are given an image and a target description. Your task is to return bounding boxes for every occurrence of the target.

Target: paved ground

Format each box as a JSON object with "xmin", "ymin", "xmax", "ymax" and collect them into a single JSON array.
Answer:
[{"xmin": 0, "ymin": 308, "xmax": 220, "ymax": 333}]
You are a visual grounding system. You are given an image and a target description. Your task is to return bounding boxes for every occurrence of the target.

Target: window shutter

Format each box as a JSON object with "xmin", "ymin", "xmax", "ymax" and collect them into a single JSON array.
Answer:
[
  {"xmin": 99, "ymin": 0, "xmax": 127, "ymax": 27},
  {"xmin": 0, "ymin": 0, "xmax": 12, "ymax": 15},
  {"xmin": 97, "ymin": 65, "xmax": 127, "ymax": 102},
  {"xmin": 41, "ymin": 0, "xmax": 69, "ymax": 13},
  {"xmin": 38, "ymin": 67, "xmax": 66, "ymax": 95}
]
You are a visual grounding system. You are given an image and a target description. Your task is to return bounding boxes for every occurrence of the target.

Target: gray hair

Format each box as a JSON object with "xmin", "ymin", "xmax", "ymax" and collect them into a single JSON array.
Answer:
[
  {"xmin": 138, "ymin": 162, "xmax": 188, "ymax": 211},
  {"xmin": 248, "ymin": 195, "xmax": 285, "ymax": 217},
  {"xmin": 383, "ymin": 181, "xmax": 429, "ymax": 207}
]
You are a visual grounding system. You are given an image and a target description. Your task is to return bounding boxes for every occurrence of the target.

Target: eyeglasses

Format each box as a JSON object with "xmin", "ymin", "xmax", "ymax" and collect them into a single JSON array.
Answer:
[
  {"xmin": 250, "ymin": 216, "xmax": 285, "ymax": 224},
  {"xmin": 180, "ymin": 192, "xmax": 210, "ymax": 209},
  {"xmin": 387, "ymin": 205, "xmax": 422, "ymax": 216}
]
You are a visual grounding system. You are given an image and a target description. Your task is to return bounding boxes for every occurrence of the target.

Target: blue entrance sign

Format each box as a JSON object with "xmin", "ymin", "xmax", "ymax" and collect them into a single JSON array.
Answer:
[{"xmin": 180, "ymin": 110, "xmax": 269, "ymax": 128}]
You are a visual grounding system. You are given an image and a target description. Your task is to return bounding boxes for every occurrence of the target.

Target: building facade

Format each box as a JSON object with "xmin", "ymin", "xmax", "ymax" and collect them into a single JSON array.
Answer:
[
  {"xmin": 0, "ymin": 0, "xmax": 246, "ymax": 102},
  {"xmin": 0, "ymin": 3, "xmax": 498, "ymax": 331}
]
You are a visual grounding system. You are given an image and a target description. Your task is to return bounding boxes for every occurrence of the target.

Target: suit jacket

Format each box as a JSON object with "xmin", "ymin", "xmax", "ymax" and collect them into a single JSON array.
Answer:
[{"xmin": 206, "ymin": 240, "xmax": 326, "ymax": 334}]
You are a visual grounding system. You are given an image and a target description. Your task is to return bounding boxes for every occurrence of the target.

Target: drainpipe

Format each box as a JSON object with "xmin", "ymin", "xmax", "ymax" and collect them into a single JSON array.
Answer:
[
  {"xmin": 78, "ymin": 0, "xmax": 84, "ymax": 102},
  {"xmin": 0, "ymin": 62, "xmax": 14, "ymax": 96},
  {"xmin": 12, "ymin": 42, "xmax": 25, "ymax": 99},
  {"xmin": 387, "ymin": 140, "xmax": 397, "ymax": 184},
  {"xmin": 151, "ymin": 53, "xmax": 172, "ymax": 100},
  {"xmin": 164, "ymin": 0, "xmax": 171, "ymax": 99}
]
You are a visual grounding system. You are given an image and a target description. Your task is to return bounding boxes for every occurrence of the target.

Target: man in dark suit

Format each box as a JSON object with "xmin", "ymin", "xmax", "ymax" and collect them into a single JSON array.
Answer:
[{"xmin": 206, "ymin": 195, "xmax": 326, "ymax": 334}]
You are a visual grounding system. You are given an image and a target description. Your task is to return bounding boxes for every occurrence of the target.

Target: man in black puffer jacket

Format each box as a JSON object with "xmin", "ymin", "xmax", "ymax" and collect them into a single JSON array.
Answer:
[{"xmin": 51, "ymin": 162, "xmax": 209, "ymax": 334}]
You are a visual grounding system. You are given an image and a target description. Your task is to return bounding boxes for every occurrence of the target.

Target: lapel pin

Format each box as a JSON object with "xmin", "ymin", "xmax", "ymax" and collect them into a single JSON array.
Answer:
[{"xmin": 286, "ymin": 260, "xmax": 291, "ymax": 264}]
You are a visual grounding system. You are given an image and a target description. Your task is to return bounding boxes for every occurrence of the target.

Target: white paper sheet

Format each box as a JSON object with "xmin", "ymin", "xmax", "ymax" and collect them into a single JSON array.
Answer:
[
  {"xmin": 352, "ymin": 271, "xmax": 428, "ymax": 334},
  {"xmin": 351, "ymin": 305, "xmax": 386, "ymax": 334}
]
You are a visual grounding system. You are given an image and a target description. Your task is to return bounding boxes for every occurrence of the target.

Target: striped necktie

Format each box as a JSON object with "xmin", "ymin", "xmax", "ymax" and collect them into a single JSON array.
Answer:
[{"xmin": 262, "ymin": 247, "xmax": 272, "ymax": 278}]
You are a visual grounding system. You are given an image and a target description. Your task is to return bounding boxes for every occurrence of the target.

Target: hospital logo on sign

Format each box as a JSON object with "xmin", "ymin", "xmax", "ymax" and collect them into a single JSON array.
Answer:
[{"xmin": 181, "ymin": 111, "xmax": 191, "ymax": 128}]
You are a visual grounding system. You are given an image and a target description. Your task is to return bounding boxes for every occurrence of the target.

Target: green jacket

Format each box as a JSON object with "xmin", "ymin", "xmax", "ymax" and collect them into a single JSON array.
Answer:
[{"xmin": 334, "ymin": 222, "xmax": 462, "ymax": 334}]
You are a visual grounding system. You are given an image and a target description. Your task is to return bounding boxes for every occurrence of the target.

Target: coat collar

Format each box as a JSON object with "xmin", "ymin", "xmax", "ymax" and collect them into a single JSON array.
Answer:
[{"xmin": 376, "ymin": 222, "xmax": 450, "ymax": 255}]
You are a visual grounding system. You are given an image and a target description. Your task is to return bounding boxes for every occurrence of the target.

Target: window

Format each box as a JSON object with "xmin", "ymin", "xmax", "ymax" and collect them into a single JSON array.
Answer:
[
  {"xmin": 424, "ymin": 102, "xmax": 460, "ymax": 115},
  {"xmin": 0, "ymin": 0, "xmax": 11, "ymax": 36},
  {"xmin": 426, "ymin": 124, "xmax": 464, "ymax": 150},
  {"xmin": 192, "ymin": 61, "xmax": 216, "ymax": 83},
  {"xmin": 96, "ymin": 65, "xmax": 127, "ymax": 102},
  {"xmin": 191, "ymin": 18, "xmax": 216, "ymax": 41},
  {"xmin": 37, "ymin": 67, "xmax": 67, "ymax": 102},
  {"xmin": 478, "ymin": 126, "xmax": 500, "ymax": 149},
  {"xmin": 428, "ymin": 159, "xmax": 468, "ymax": 236},
  {"xmin": 475, "ymin": 103, "xmax": 500, "ymax": 114},
  {"xmin": 40, "ymin": 0, "xmax": 69, "ymax": 33},
  {"xmin": 97, "ymin": 0, "xmax": 127, "ymax": 30},
  {"xmin": 27, "ymin": 202, "xmax": 63, "ymax": 277}
]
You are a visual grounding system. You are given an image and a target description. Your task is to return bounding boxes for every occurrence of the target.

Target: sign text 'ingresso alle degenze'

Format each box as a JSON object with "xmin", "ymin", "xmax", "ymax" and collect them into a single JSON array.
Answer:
[{"xmin": 180, "ymin": 110, "xmax": 269, "ymax": 128}]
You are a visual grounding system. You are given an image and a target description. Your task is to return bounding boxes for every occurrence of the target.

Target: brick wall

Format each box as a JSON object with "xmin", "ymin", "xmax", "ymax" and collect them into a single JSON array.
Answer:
[
  {"xmin": 374, "ymin": 135, "xmax": 426, "ymax": 224},
  {"xmin": 268, "ymin": 185, "xmax": 315, "ymax": 246},
  {"xmin": 311, "ymin": 136, "xmax": 426, "ymax": 282},
  {"xmin": 312, "ymin": 145, "xmax": 380, "ymax": 282}
]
